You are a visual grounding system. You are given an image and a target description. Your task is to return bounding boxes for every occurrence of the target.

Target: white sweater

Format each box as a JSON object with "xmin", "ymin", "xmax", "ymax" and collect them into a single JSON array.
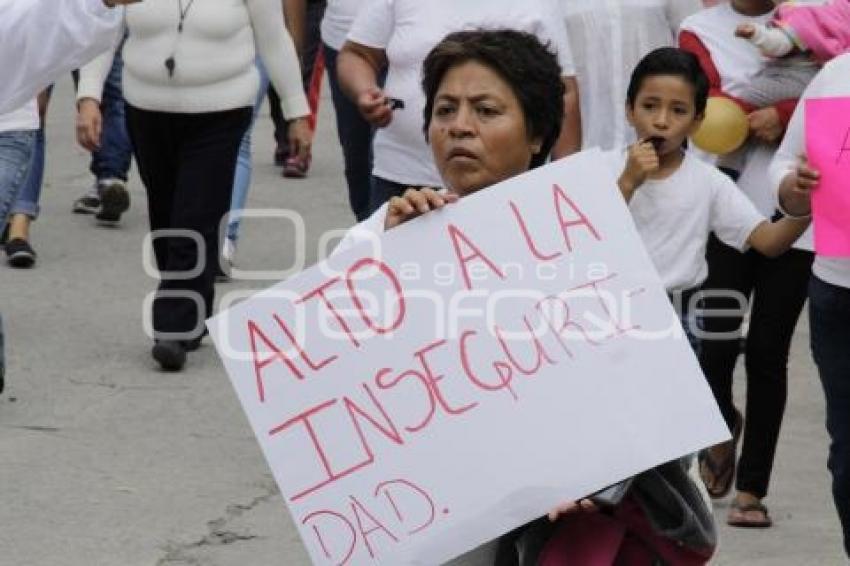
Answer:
[
  {"xmin": 77, "ymin": 0, "xmax": 309, "ymax": 118},
  {"xmin": 0, "ymin": 0, "xmax": 122, "ymax": 114}
]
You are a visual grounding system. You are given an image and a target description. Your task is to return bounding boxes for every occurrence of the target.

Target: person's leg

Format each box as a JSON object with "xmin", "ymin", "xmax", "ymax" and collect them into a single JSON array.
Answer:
[
  {"xmin": 697, "ymin": 235, "xmax": 756, "ymax": 497},
  {"xmin": 0, "ymin": 312, "xmax": 4, "ymax": 394},
  {"xmin": 0, "ymin": 130, "xmax": 35, "ymax": 396},
  {"xmin": 91, "ymin": 49, "xmax": 132, "ymax": 224},
  {"xmin": 325, "ymin": 44, "xmax": 377, "ymax": 221},
  {"xmin": 280, "ymin": 1, "xmax": 327, "ymax": 177},
  {"xmin": 0, "ymin": 130, "xmax": 36, "ymax": 244},
  {"xmin": 729, "ymin": 248, "xmax": 813, "ymax": 525},
  {"xmin": 125, "ymin": 105, "xmax": 180, "ymax": 294},
  {"xmin": 809, "ymin": 276, "xmax": 850, "ymax": 557},
  {"xmin": 5, "ymin": 126, "xmax": 44, "ymax": 267},
  {"xmin": 156, "ymin": 107, "xmax": 252, "ymax": 348},
  {"xmin": 226, "ymin": 60, "xmax": 270, "ymax": 251}
]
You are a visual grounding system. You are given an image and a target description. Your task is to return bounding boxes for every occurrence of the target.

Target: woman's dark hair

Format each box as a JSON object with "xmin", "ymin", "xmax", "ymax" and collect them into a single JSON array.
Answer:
[
  {"xmin": 626, "ymin": 47, "xmax": 709, "ymax": 116},
  {"xmin": 421, "ymin": 29, "xmax": 565, "ymax": 169}
]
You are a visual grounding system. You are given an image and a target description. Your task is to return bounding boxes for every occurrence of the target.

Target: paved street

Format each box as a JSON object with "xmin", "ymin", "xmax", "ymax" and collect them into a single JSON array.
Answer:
[{"xmin": 0, "ymin": 78, "xmax": 845, "ymax": 565}]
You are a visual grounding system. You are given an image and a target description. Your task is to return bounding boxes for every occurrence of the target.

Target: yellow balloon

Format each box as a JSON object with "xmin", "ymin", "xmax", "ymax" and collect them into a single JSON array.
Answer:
[{"xmin": 691, "ymin": 97, "xmax": 749, "ymax": 155}]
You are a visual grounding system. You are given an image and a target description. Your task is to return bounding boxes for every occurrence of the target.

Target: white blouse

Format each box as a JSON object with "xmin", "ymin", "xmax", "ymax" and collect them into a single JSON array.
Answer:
[{"xmin": 559, "ymin": 0, "xmax": 704, "ymax": 151}]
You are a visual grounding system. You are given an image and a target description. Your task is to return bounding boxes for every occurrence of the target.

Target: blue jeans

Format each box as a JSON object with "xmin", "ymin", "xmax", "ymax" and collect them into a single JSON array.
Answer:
[
  {"xmin": 91, "ymin": 45, "xmax": 132, "ymax": 181},
  {"xmin": 0, "ymin": 130, "xmax": 36, "ymax": 235},
  {"xmin": 226, "ymin": 60, "xmax": 271, "ymax": 243},
  {"xmin": 325, "ymin": 43, "xmax": 381, "ymax": 221},
  {"xmin": 0, "ymin": 129, "xmax": 35, "ymax": 385},
  {"xmin": 11, "ymin": 126, "xmax": 44, "ymax": 219},
  {"xmin": 809, "ymin": 275, "xmax": 850, "ymax": 557}
]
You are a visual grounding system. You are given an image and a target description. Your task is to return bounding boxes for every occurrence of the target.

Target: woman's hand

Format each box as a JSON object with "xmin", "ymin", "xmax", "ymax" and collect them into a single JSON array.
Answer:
[
  {"xmin": 287, "ymin": 117, "xmax": 313, "ymax": 161},
  {"xmin": 76, "ymin": 98, "xmax": 103, "ymax": 152},
  {"xmin": 384, "ymin": 188, "xmax": 457, "ymax": 230},
  {"xmin": 547, "ymin": 499, "xmax": 598, "ymax": 522},
  {"xmin": 357, "ymin": 87, "xmax": 394, "ymax": 128},
  {"xmin": 779, "ymin": 154, "xmax": 819, "ymax": 217},
  {"xmin": 748, "ymin": 107, "xmax": 783, "ymax": 144}
]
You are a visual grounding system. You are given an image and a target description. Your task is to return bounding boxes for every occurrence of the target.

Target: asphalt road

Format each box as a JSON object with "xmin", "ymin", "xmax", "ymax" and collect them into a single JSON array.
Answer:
[{"xmin": 0, "ymin": 78, "xmax": 844, "ymax": 565}]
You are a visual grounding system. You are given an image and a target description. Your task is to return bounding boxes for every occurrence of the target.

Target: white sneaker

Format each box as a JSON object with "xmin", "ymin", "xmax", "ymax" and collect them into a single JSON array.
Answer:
[{"xmin": 222, "ymin": 238, "xmax": 236, "ymax": 267}]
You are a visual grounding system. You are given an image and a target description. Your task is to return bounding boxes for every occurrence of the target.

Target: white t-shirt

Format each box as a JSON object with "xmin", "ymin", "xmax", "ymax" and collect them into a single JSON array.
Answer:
[
  {"xmin": 0, "ymin": 99, "xmax": 38, "ymax": 133},
  {"xmin": 769, "ymin": 53, "xmax": 850, "ymax": 289},
  {"xmin": 611, "ymin": 150, "xmax": 765, "ymax": 292},
  {"xmin": 680, "ymin": 2, "xmax": 815, "ymax": 250},
  {"xmin": 321, "ymin": 0, "xmax": 362, "ymax": 51},
  {"xmin": 347, "ymin": 0, "xmax": 576, "ymax": 188},
  {"xmin": 560, "ymin": 0, "xmax": 703, "ymax": 151}
]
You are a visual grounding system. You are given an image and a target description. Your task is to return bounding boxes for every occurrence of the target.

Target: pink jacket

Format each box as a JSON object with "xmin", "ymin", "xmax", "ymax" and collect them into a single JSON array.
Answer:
[{"xmin": 776, "ymin": 0, "xmax": 850, "ymax": 64}]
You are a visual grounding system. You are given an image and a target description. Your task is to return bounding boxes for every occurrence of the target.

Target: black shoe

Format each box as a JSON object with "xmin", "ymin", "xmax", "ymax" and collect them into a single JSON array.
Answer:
[
  {"xmin": 182, "ymin": 336, "xmax": 203, "ymax": 352},
  {"xmin": 152, "ymin": 340, "xmax": 187, "ymax": 372},
  {"xmin": 96, "ymin": 180, "xmax": 130, "ymax": 224},
  {"xmin": 72, "ymin": 186, "xmax": 101, "ymax": 215},
  {"xmin": 5, "ymin": 238, "xmax": 36, "ymax": 268}
]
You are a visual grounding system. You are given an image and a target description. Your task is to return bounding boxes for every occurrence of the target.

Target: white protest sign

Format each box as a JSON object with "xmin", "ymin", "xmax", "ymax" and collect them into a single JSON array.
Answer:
[{"xmin": 207, "ymin": 149, "xmax": 729, "ymax": 566}]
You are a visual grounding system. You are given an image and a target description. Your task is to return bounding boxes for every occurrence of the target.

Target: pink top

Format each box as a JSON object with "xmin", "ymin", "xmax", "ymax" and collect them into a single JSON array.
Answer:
[{"xmin": 776, "ymin": 0, "xmax": 850, "ymax": 63}]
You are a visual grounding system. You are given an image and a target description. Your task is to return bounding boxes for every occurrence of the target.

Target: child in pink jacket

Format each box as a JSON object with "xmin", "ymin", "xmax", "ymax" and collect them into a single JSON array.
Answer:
[{"xmin": 738, "ymin": 0, "xmax": 850, "ymax": 64}]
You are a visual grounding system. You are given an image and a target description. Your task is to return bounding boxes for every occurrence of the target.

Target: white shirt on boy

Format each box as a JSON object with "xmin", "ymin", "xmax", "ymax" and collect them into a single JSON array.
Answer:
[{"xmin": 612, "ymin": 149, "xmax": 765, "ymax": 292}]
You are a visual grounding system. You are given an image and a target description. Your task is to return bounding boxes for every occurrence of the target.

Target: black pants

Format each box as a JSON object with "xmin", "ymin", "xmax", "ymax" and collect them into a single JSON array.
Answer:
[
  {"xmin": 809, "ymin": 276, "xmax": 850, "ymax": 556},
  {"xmin": 699, "ymin": 234, "xmax": 813, "ymax": 498},
  {"xmin": 126, "ymin": 105, "xmax": 252, "ymax": 337},
  {"xmin": 269, "ymin": 0, "xmax": 327, "ymax": 146}
]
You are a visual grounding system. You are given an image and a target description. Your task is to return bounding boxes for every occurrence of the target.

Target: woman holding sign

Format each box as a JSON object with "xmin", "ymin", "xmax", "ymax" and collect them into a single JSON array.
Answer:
[
  {"xmin": 771, "ymin": 53, "xmax": 850, "ymax": 559},
  {"xmin": 336, "ymin": 29, "xmax": 719, "ymax": 565}
]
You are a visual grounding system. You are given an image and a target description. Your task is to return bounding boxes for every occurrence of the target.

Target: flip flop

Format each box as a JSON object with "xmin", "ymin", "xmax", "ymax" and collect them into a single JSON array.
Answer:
[
  {"xmin": 727, "ymin": 499, "xmax": 772, "ymax": 528},
  {"xmin": 699, "ymin": 408, "xmax": 743, "ymax": 499}
]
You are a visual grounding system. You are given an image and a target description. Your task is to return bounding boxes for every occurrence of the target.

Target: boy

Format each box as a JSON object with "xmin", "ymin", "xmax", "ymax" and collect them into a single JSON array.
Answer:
[
  {"xmin": 612, "ymin": 46, "xmax": 812, "ymax": 530},
  {"xmin": 616, "ymin": 47, "xmax": 810, "ymax": 301}
]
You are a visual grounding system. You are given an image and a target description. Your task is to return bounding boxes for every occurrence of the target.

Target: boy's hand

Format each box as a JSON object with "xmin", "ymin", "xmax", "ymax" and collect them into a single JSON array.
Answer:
[
  {"xmin": 618, "ymin": 139, "xmax": 659, "ymax": 200},
  {"xmin": 385, "ymin": 188, "xmax": 458, "ymax": 230}
]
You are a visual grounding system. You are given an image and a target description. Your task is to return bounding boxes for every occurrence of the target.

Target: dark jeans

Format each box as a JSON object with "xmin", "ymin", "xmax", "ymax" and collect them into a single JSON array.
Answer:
[
  {"xmin": 699, "ymin": 234, "xmax": 813, "ymax": 498},
  {"xmin": 809, "ymin": 275, "xmax": 850, "ymax": 557},
  {"xmin": 369, "ymin": 175, "xmax": 410, "ymax": 215},
  {"xmin": 126, "ymin": 105, "xmax": 252, "ymax": 337},
  {"xmin": 325, "ymin": 44, "xmax": 379, "ymax": 221},
  {"xmin": 269, "ymin": 0, "xmax": 327, "ymax": 146},
  {"xmin": 90, "ymin": 49, "xmax": 132, "ymax": 181}
]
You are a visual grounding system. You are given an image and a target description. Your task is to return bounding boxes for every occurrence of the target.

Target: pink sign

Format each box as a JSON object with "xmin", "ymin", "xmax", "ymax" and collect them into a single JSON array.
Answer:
[{"xmin": 806, "ymin": 98, "xmax": 850, "ymax": 257}]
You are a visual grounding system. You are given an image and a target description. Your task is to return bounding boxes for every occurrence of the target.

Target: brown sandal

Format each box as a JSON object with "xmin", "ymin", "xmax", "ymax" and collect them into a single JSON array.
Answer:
[
  {"xmin": 727, "ymin": 499, "xmax": 772, "ymax": 528},
  {"xmin": 698, "ymin": 409, "xmax": 743, "ymax": 499}
]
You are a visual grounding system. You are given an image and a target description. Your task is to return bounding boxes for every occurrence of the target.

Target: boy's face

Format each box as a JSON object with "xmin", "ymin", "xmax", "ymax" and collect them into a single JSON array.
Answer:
[{"xmin": 626, "ymin": 75, "xmax": 704, "ymax": 156}]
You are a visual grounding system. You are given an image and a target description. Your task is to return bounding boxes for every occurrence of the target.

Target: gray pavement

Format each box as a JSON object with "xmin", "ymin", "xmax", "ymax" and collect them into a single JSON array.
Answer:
[{"xmin": 1, "ymin": 78, "xmax": 845, "ymax": 565}]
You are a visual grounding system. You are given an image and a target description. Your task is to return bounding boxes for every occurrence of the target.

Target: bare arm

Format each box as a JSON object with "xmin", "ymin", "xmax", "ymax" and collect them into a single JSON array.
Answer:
[
  {"xmin": 338, "ymin": 41, "xmax": 393, "ymax": 127},
  {"xmin": 747, "ymin": 217, "xmax": 810, "ymax": 258},
  {"xmin": 282, "ymin": 0, "xmax": 306, "ymax": 56},
  {"xmin": 551, "ymin": 76, "xmax": 582, "ymax": 158}
]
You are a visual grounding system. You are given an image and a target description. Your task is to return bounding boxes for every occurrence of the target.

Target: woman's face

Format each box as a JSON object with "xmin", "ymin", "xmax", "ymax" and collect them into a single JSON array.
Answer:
[{"xmin": 428, "ymin": 61, "xmax": 543, "ymax": 197}]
